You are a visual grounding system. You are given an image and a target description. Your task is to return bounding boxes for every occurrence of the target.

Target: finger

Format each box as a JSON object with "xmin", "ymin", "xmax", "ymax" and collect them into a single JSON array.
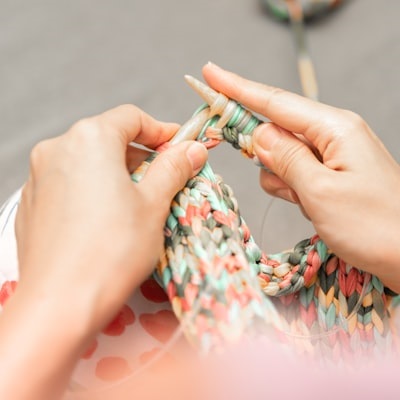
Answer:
[
  {"xmin": 258, "ymin": 167, "xmax": 310, "ymax": 220},
  {"xmin": 202, "ymin": 63, "xmax": 354, "ymax": 153},
  {"xmin": 253, "ymin": 123, "xmax": 328, "ymax": 192},
  {"xmin": 259, "ymin": 166, "xmax": 310, "ymax": 219},
  {"xmin": 259, "ymin": 169, "xmax": 299, "ymax": 204},
  {"xmin": 100, "ymin": 104, "xmax": 180, "ymax": 148},
  {"xmin": 139, "ymin": 141, "xmax": 208, "ymax": 205},
  {"xmin": 72, "ymin": 104, "xmax": 180, "ymax": 149}
]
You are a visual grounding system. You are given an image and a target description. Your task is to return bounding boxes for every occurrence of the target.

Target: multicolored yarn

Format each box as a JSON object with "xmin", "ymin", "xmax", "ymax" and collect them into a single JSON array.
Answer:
[
  {"xmin": 131, "ymin": 85, "xmax": 400, "ymax": 358},
  {"xmin": 263, "ymin": 0, "xmax": 344, "ymax": 21},
  {"xmin": 132, "ymin": 145, "xmax": 277, "ymax": 352}
]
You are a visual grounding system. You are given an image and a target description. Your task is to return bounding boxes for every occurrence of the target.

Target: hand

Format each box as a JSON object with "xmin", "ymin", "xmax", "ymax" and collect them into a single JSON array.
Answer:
[
  {"xmin": 202, "ymin": 63, "xmax": 400, "ymax": 292},
  {"xmin": 16, "ymin": 104, "xmax": 207, "ymax": 332},
  {"xmin": 0, "ymin": 104, "xmax": 207, "ymax": 399}
]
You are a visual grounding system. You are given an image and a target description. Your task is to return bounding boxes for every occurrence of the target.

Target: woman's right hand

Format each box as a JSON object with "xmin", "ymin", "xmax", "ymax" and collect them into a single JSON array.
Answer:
[{"xmin": 203, "ymin": 63, "xmax": 400, "ymax": 292}]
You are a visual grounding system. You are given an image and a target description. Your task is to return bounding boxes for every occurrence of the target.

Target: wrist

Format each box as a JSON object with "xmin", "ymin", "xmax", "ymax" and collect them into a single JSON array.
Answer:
[{"xmin": 0, "ymin": 282, "xmax": 94, "ymax": 399}]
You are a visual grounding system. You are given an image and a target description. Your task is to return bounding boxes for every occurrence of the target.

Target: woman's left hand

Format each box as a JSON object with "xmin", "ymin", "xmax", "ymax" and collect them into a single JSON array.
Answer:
[{"xmin": 0, "ymin": 104, "xmax": 207, "ymax": 400}]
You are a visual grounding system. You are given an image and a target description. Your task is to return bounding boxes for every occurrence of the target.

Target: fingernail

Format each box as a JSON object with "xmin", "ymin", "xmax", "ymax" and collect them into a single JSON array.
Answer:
[
  {"xmin": 186, "ymin": 142, "xmax": 208, "ymax": 173},
  {"xmin": 254, "ymin": 123, "xmax": 282, "ymax": 151},
  {"xmin": 253, "ymin": 155, "xmax": 274, "ymax": 173},
  {"xmin": 206, "ymin": 61, "xmax": 222, "ymax": 70}
]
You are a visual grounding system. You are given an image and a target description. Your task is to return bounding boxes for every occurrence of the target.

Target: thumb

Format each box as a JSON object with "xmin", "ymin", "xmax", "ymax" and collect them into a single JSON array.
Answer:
[
  {"xmin": 140, "ymin": 141, "xmax": 208, "ymax": 202},
  {"xmin": 253, "ymin": 123, "xmax": 324, "ymax": 193}
]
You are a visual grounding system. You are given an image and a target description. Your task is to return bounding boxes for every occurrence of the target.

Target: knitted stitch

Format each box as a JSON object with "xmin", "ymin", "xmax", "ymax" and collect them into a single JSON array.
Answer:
[{"xmin": 131, "ymin": 90, "xmax": 400, "ymax": 358}]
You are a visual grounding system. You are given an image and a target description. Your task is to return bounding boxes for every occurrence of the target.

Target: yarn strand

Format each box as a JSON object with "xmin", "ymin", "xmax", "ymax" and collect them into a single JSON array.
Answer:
[{"xmin": 131, "ymin": 81, "xmax": 399, "ymax": 358}]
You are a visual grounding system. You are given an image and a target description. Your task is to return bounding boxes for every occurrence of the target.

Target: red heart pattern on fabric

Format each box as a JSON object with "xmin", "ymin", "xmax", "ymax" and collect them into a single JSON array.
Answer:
[
  {"xmin": 140, "ymin": 278, "xmax": 169, "ymax": 303},
  {"xmin": 139, "ymin": 310, "xmax": 179, "ymax": 343},
  {"xmin": 102, "ymin": 304, "xmax": 136, "ymax": 336},
  {"xmin": 95, "ymin": 356, "xmax": 133, "ymax": 381}
]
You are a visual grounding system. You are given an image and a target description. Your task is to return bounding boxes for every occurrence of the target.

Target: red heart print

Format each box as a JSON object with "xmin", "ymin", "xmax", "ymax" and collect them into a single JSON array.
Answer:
[
  {"xmin": 139, "ymin": 310, "xmax": 179, "ymax": 343},
  {"xmin": 140, "ymin": 278, "xmax": 169, "ymax": 303},
  {"xmin": 102, "ymin": 304, "xmax": 136, "ymax": 336}
]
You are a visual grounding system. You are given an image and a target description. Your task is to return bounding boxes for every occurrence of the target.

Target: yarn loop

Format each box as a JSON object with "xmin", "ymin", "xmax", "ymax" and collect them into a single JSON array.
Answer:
[{"xmin": 131, "ymin": 92, "xmax": 399, "ymax": 358}]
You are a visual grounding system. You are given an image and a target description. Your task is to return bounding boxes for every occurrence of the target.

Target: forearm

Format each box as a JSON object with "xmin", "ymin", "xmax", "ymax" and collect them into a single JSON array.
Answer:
[{"xmin": 0, "ymin": 284, "xmax": 91, "ymax": 400}]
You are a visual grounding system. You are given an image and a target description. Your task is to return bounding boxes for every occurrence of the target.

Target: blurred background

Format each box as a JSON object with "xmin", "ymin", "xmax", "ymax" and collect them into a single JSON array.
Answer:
[{"xmin": 1, "ymin": 0, "xmax": 399, "ymax": 253}]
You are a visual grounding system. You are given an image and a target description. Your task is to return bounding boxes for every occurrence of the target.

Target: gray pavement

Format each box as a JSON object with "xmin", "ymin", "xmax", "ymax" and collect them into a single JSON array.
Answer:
[{"xmin": 1, "ymin": 0, "xmax": 399, "ymax": 252}]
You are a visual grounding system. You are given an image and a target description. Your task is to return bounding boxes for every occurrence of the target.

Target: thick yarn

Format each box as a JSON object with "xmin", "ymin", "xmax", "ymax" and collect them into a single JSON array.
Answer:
[{"xmin": 131, "ymin": 101, "xmax": 400, "ymax": 358}]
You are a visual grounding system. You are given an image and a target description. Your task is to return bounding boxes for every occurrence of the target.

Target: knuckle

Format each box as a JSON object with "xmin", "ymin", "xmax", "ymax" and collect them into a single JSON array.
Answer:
[
  {"xmin": 117, "ymin": 103, "xmax": 139, "ymax": 115},
  {"xmin": 68, "ymin": 117, "xmax": 103, "ymax": 142},
  {"xmin": 262, "ymin": 86, "xmax": 286, "ymax": 113},
  {"xmin": 29, "ymin": 139, "xmax": 51, "ymax": 169},
  {"xmin": 340, "ymin": 110, "xmax": 367, "ymax": 130}
]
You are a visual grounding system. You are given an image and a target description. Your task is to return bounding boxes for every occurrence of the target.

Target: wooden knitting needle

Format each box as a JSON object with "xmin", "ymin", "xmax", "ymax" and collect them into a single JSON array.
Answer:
[{"xmin": 285, "ymin": 0, "xmax": 319, "ymax": 100}]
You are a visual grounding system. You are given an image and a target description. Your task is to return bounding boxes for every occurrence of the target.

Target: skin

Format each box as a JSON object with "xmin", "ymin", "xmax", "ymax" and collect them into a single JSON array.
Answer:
[
  {"xmin": 0, "ymin": 104, "xmax": 208, "ymax": 400},
  {"xmin": 202, "ymin": 62, "xmax": 400, "ymax": 292},
  {"xmin": 1, "ymin": 65, "xmax": 400, "ymax": 399}
]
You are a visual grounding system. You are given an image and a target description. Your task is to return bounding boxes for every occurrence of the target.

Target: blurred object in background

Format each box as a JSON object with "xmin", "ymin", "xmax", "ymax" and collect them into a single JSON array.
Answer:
[
  {"xmin": 261, "ymin": 0, "xmax": 346, "ymax": 100},
  {"xmin": 262, "ymin": 0, "xmax": 344, "ymax": 21}
]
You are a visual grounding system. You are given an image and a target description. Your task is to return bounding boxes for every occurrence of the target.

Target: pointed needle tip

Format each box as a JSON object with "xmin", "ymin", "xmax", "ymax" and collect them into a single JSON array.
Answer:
[
  {"xmin": 184, "ymin": 74, "xmax": 199, "ymax": 88},
  {"xmin": 184, "ymin": 75, "xmax": 218, "ymax": 106}
]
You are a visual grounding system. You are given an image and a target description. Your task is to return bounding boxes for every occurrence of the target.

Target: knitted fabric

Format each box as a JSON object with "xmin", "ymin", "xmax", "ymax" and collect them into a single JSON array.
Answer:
[{"xmin": 131, "ymin": 101, "xmax": 400, "ymax": 358}]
